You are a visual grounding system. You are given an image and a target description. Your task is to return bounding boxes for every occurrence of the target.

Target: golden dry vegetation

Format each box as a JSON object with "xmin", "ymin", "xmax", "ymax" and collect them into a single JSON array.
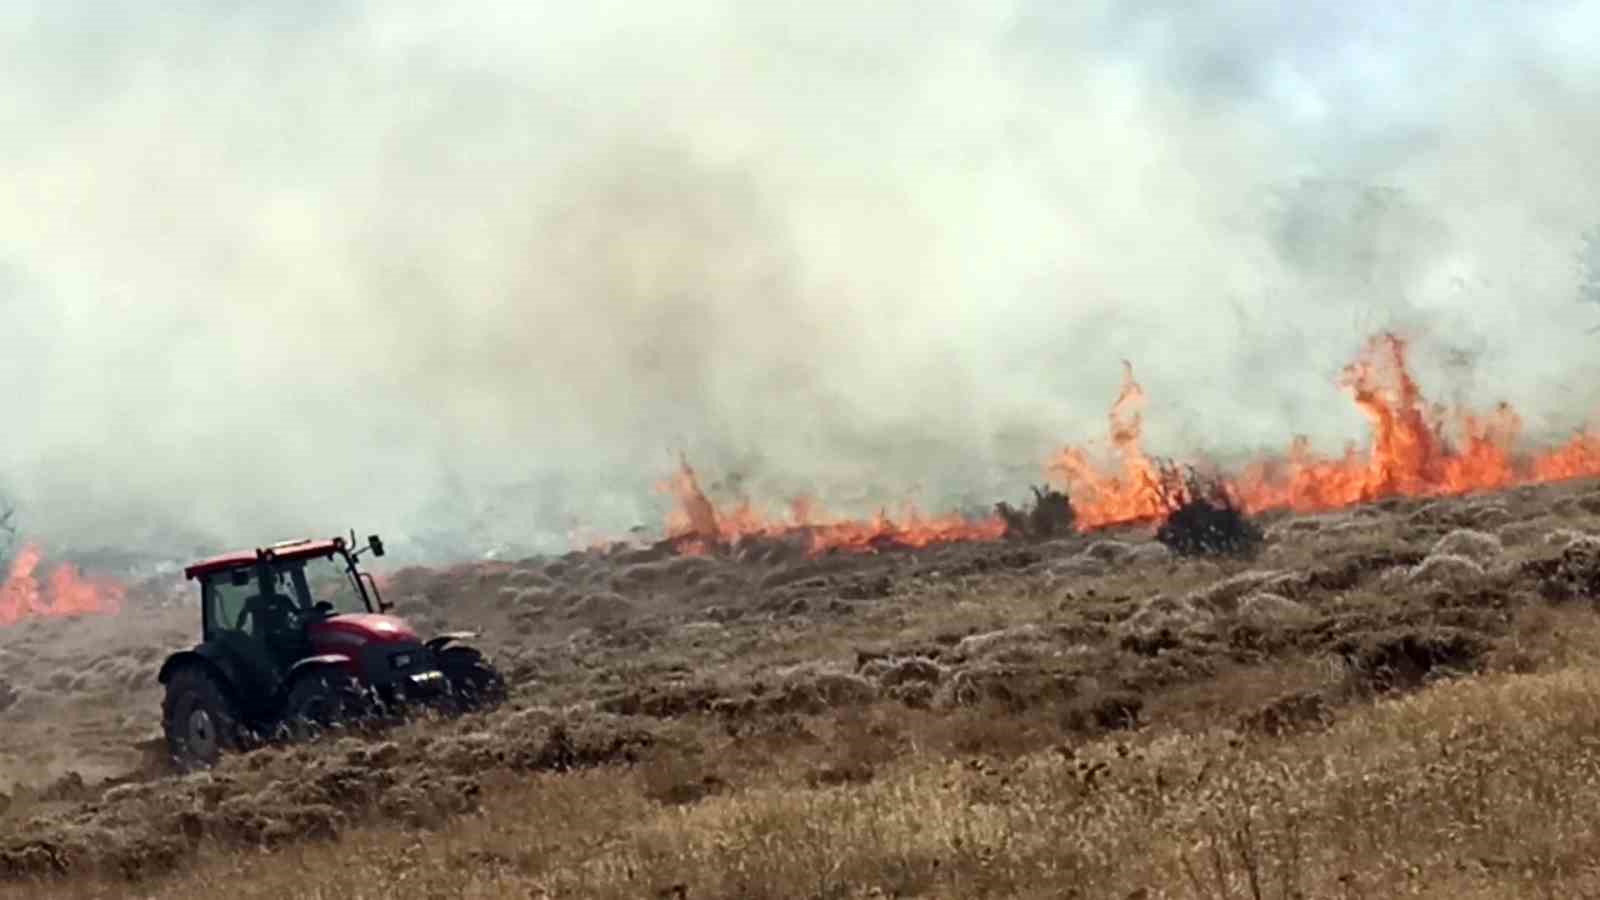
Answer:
[{"xmin": 9, "ymin": 480, "xmax": 1600, "ymax": 898}]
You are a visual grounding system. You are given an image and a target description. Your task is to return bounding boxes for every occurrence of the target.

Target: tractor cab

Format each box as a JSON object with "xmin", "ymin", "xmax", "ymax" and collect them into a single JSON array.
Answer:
[
  {"xmin": 156, "ymin": 532, "xmax": 505, "ymax": 770},
  {"xmin": 186, "ymin": 535, "xmax": 391, "ymax": 701}
]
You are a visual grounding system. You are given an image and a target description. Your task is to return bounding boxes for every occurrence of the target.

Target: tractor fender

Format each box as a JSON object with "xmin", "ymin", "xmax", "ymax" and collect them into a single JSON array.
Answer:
[
  {"xmin": 158, "ymin": 646, "xmax": 242, "ymax": 695},
  {"xmin": 425, "ymin": 632, "xmax": 480, "ymax": 654},
  {"xmin": 287, "ymin": 653, "xmax": 356, "ymax": 680}
]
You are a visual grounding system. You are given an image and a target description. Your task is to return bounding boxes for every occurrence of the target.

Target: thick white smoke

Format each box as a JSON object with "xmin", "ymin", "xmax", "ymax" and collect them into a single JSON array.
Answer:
[{"xmin": 3, "ymin": 2, "xmax": 1600, "ymax": 561}]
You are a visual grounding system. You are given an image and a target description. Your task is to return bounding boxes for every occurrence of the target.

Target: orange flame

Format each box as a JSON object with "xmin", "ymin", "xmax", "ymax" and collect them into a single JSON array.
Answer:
[
  {"xmin": 1046, "ymin": 359, "xmax": 1167, "ymax": 528},
  {"xmin": 657, "ymin": 457, "xmax": 1005, "ymax": 554},
  {"xmin": 1052, "ymin": 331, "xmax": 1600, "ymax": 523},
  {"xmin": 658, "ymin": 331, "xmax": 1600, "ymax": 555},
  {"xmin": 0, "ymin": 543, "xmax": 127, "ymax": 627}
]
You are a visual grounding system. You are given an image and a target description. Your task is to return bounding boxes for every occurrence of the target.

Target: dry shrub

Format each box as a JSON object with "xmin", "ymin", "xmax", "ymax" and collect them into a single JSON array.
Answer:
[
  {"xmin": 597, "ymin": 682, "xmax": 725, "ymax": 718},
  {"xmin": 1553, "ymin": 496, "xmax": 1586, "ymax": 517},
  {"xmin": 858, "ymin": 656, "xmax": 944, "ymax": 687},
  {"xmin": 1184, "ymin": 569, "xmax": 1287, "ymax": 614},
  {"xmin": 1125, "ymin": 542, "xmax": 1175, "ymax": 565},
  {"xmin": 1543, "ymin": 526, "xmax": 1592, "ymax": 547},
  {"xmin": 1121, "ymin": 596, "xmax": 1213, "ymax": 652},
  {"xmin": 1496, "ymin": 520, "xmax": 1548, "ymax": 547},
  {"xmin": 674, "ymin": 620, "xmax": 723, "ymax": 644},
  {"xmin": 777, "ymin": 671, "xmax": 878, "ymax": 714},
  {"xmin": 612, "ymin": 560, "xmax": 678, "ymax": 592},
  {"xmin": 1534, "ymin": 534, "xmax": 1600, "ymax": 602},
  {"xmin": 1083, "ymin": 539, "xmax": 1135, "ymax": 563},
  {"xmin": 1408, "ymin": 498, "xmax": 1513, "ymax": 530},
  {"xmin": 1460, "ymin": 501, "xmax": 1514, "ymax": 528},
  {"xmin": 1335, "ymin": 627, "xmax": 1488, "ymax": 694},
  {"xmin": 1051, "ymin": 554, "xmax": 1108, "ymax": 578},
  {"xmin": 994, "ymin": 485, "xmax": 1075, "ymax": 540},
  {"xmin": 884, "ymin": 681, "xmax": 936, "ymax": 709},
  {"xmin": 566, "ymin": 592, "xmax": 633, "ymax": 625},
  {"xmin": 1406, "ymin": 552, "xmax": 1486, "ymax": 587},
  {"xmin": 716, "ymin": 541, "xmax": 763, "ymax": 567},
  {"xmin": 509, "ymin": 606, "xmax": 548, "ymax": 637},
  {"xmin": 1062, "ymin": 689, "xmax": 1144, "ymax": 732},
  {"xmin": 1235, "ymin": 592, "xmax": 1314, "ymax": 629},
  {"xmin": 1430, "ymin": 527, "xmax": 1503, "ymax": 563},
  {"xmin": 664, "ymin": 553, "xmax": 718, "ymax": 579},
  {"xmin": 512, "ymin": 586, "xmax": 553, "ymax": 606},
  {"xmin": 938, "ymin": 665, "xmax": 1083, "ymax": 715},
  {"xmin": 1154, "ymin": 463, "xmax": 1265, "ymax": 558},
  {"xmin": 951, "ymin": 624, "xmax": 1049, "ymax": 662},
  {"xmin": 1058, "ymin": 539, "xmax": 1170, "ymax": 575},
  {"xmin": 0, "ymin": 842, "xmax": 69, "ymax": 879},
  {"xmin": 506, "ymin": 568, "xmax": 553, "ymax": 589}
]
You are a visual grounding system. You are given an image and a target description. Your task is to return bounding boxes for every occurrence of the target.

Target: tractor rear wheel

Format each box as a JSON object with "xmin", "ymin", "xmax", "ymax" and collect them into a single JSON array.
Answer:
[
  {"xmin": 438, "ymin": 646, "xmax": 507, "ymax": 713},
  {"xmin": 162, "ymin": 666, "xmax": 242, "ymax": 772},
  {"xmin": 283, "ymin": 670, "xmax": 366, "ymax": 743}
]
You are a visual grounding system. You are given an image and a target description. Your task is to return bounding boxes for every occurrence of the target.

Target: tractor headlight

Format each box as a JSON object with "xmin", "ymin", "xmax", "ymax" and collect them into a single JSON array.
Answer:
[{"xmin": 390, "ymin": 652, "xmax": 414, "ymax": 670}]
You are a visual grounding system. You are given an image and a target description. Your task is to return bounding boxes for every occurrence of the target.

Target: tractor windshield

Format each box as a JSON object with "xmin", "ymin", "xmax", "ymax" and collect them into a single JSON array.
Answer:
[{"xmin": 270, "ymin": 554, "xmax": 371, "ymax": 616}]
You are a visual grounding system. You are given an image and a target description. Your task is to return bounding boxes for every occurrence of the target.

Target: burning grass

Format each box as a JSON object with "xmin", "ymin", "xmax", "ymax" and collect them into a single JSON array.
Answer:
[
  {"xmin": 0, "ymin": 545, "xmax": 125, "ymax": 628},
  {"xmin": 639, "ymin": 331, "xmax": 1600, "ymax": 561}
]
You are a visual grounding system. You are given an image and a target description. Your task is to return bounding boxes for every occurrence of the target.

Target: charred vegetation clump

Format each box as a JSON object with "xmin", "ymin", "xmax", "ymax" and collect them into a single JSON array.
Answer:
[
  {"xmin": 1152, "ymin": 461, "xmax": 1263, "ymax": 558},
  {"xmin": 996, "ymin": 485, "xmax": 1075, "ymax": 540}
]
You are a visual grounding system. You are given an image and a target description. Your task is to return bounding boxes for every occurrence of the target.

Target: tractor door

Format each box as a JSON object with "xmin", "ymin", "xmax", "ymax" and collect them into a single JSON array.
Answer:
[{"xmin": 202, "ymin": 567, "xmax": 289, "ymax": 707}]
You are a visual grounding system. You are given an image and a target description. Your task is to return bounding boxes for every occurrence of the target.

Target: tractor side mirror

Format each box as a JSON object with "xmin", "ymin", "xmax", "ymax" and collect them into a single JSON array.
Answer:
[
  {"xmin": 230, "ymin": 569, "xmax": 252, "ymax": 587},
  {"xmin": 368, "ymin": 534, "xmax": 385, "ymax": 558}
]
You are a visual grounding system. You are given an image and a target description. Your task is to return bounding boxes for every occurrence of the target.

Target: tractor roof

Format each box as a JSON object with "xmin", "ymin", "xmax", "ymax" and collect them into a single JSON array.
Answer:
[{"xmin": 184, "ymin": 538, "xmax": 346, "ymax": 580}]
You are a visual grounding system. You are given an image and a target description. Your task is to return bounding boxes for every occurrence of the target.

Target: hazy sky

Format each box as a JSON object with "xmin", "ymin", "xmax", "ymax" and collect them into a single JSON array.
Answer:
[{"xmin": 4, "ymin": 2, "xmax": 1600, "ymax": 559}]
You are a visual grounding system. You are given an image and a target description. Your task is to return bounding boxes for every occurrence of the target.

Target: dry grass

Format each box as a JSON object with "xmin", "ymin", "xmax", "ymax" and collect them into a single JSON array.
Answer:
[
  {"xmin": 16, "ymin": 655, "xmax": 1600, "ymax": 899},
  {"xmin": 11, "ymin": 481, "xmax": 1600, "ymax": 897}
]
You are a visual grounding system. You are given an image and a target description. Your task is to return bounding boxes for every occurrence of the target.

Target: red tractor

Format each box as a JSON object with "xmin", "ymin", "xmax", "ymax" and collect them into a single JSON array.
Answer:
[{"xmin": 157, "ymin": 533, "xmax": 504, "ymax": 769}]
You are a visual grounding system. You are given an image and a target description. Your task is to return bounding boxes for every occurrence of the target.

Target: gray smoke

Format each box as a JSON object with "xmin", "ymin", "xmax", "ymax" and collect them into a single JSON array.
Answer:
[{"xmin": 4, "ymin": 2, "xmax": 1600, "ymax": 562}]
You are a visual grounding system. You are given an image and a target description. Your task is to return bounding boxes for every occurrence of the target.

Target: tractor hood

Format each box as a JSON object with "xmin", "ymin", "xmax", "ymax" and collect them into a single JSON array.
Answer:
[{"xmin": 307, "ymin": 613, "xmax": 421, "ymax": 648}]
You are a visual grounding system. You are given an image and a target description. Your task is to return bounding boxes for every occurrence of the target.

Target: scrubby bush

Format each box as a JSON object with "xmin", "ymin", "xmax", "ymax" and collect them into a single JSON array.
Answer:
[
  {"xmin": 1152, "ymin": 462, "xmax": 1264, "ymax": 558},
  {"xmin": 1430, "ymin": 528, "xmax": 1502, "ymax": 564},
  {"xmin": 996, "ymin": 485, "xmax": 1075, "ymax": 540}
]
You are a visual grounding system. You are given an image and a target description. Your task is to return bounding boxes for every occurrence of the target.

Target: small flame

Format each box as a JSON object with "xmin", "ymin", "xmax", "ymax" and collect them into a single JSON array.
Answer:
[
  {"xmin": 657, "ymin": 456, "xmax": 1005, "ymax": 554},
  {"xmin": 0, "ymin": 543, "xmax": 127, "ymax": 627}
]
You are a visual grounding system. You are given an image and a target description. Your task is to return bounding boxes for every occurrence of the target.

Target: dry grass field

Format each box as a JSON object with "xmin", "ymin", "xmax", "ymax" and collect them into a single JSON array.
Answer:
[{"xmin": 8, "ymin": 478, "xmax": 1600, "ymax": 898}]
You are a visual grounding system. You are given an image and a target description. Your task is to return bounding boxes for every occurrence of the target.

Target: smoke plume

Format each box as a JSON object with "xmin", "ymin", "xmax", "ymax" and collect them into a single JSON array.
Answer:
[{"xmin": 4, "ymin": 2, "xmax": 1600, "ymax": 561}]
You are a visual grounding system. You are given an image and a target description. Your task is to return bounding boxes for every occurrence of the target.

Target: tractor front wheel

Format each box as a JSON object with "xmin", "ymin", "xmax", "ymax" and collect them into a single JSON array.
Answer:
[
  {"xmin": 162, "ymin": 666, "xmax": 242, "ymax": 772},
  {"xmin": 438, "ymin": 646, "xmax": 507, "ymax": 713},
  {"xmin": 283, "ymin": 670, "xmax": 366, "ymax": 743}
]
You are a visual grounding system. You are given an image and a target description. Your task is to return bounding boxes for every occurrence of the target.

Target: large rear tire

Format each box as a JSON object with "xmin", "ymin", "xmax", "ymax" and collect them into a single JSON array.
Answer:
[
  {"xmin": 438, "ymin": 646, "xmax": 507, "ymax": 713},
  {"xmin": 162, "ymin": 666, "xmax": 242, "ymax": 772}
]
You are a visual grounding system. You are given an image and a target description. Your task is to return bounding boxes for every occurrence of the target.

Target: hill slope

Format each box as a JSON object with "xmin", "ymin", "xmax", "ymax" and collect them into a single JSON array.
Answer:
[{"xmin": 6, "ymin": 478, "xmax": 1600, "ymax": 896}]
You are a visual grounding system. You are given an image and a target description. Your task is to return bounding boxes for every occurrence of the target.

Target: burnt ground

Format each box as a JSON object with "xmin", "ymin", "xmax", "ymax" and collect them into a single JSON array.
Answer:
[{"xmin": 5, "ymin": 476, "xmax": 1600, "ymax": 884}]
